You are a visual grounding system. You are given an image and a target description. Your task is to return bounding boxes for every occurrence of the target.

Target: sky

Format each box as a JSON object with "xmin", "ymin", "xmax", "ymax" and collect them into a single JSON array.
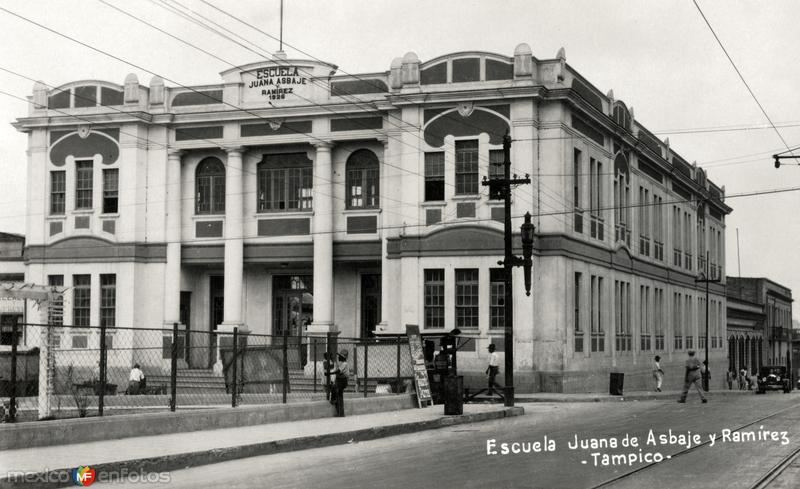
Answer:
[{"xmin": 0, "ymin": 1, "xmax": 798, "ymax": 319}]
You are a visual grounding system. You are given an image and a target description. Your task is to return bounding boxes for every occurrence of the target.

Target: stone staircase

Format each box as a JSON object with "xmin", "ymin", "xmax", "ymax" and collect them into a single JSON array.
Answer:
[{"xmin": 147, "ymin": 368, "xmax": 227, "ymax": 393}]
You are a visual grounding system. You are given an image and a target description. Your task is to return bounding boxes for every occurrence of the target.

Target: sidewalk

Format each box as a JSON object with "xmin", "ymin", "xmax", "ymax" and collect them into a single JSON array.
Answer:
[
  {"xmin": 0, "ymin": 403, "xmax": 522, "ymax": 489},
  {"xmin": 516, "ymin": 388, "xmax": 757, "ymax": 403}
]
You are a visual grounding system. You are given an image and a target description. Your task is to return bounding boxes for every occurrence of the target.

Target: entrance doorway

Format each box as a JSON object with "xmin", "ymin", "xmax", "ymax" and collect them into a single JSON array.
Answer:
[
  {"xmin": 209, "ymin": 276, "xmax": 224, "ymax": 368},
  {"xmin": 272, "ymin": 275, "xmax": 313, "ymax": 368},
  {"xmin": 360, "ymin": 274, "xmax": 381, "ymax": 338},
  {"xmin": 179, "ymin": 291, "xmax": 191, "ymax": 367}
]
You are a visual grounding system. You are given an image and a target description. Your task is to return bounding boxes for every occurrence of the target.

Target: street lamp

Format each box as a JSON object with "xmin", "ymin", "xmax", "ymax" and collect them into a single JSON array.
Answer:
[{"xmin": 695, "ymin": 250, "xmax": 721, "ymax": 391}]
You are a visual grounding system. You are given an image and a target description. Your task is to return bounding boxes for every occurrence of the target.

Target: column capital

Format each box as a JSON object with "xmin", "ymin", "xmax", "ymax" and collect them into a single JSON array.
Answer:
[
  {"xmin": 223, "ymin": 146, "xmax": 246, "ymax": 156},
  {"xmin": 376, "ymin": 135, "xmax": 390, "ymax": 147},
  {"xmin": 312, "ymin": 140, "xmax": 334, "ymax": 150},
  {"xmin": 167, "ymin": 148, "xmax": 184, "ymax": 158}
]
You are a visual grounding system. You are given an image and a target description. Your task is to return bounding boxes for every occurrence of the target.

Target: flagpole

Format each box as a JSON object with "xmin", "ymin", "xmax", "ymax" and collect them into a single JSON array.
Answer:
[{"xmin": 279, "ymin": 0, "xmax": 283, "ymax": 51}]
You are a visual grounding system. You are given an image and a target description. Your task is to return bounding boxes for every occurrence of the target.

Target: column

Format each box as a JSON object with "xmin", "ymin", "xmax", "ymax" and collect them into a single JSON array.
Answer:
[
  {"xmin": 222, "ymin": 147, "xmax": 245, "ymax": 330},
  {"xmin": 309, "ymin": 142, "xmax": 334, "ymax": 334},
  {"xmin": 377, "ymin": 137, "xmax": 391, "ymax": 332},
  {"xmin": 163, "ymin": 149, "xmax": 183, "ymax": 326}
]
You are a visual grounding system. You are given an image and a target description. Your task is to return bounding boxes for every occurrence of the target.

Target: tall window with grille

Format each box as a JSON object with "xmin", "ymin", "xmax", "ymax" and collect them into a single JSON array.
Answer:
[
  {"xmin": 195, "ymin": 157, "xmax": 226, "ymax": 214},
  {"xmin": 698, "ymin": 297, "xmax": 706, "ymax": 350},
  {"xmin": 591, "ymin": 275, "xmax": 604, "ymax": 352},
  {"xmin": 50, "ymin": 171, "xmax": 66, "ymax": 215},
  {"xmin": 683, "ymin": 211, "xmax": 693, "ymax": 271},
  {"xmin": 424, "ymin": 269, "xmax": 444, "ymax": 329},
  {"xmin": 71, "ymin": 275, "xmax": 91, "ymax": 349},
  {"xmin": 102, "ymin": 169, "xmax": 118, "ymax": 214},
  {"xmin": 490, "ymin": 268, "xmax": 505, "ymax": 329},
  {"xmin": 615, "ymin": 280, "xmax": 631, "ymax": 351},
  {"xmin": 424, "ymin": 152, "xmax": 445, "ymax": 201},
  {"xmin": 684, "ymin": 295, "xmax": 694, "ymax": 349},
  {"xmin": 257, "ymin": 153, "xmax": 313, "ymax": 212},
  {"xmin": 345, "ymin": 149, "xmax": 379, "ymax": 209},
  {"xmin": 653, "ymin": 194, "xmax": 664, "ymax": 260},
  {"xmin": 638, "ymin": 187, "xmax": 650, "ymax": 256},
  {"xmin": 455, "ymin": 269, "xmax": 479, "ymax": 329},
  {"xmin": 640, "ymin": 285, "xmax": 651, "ymax": 351},
  {"xmin": 574, "ymin": 272, "xmax": 583, "ymax": 352},
  {"xmin": 488, "ymin": 149, "xmax": 504, "ymax": 200},
  {"xmin": 455, "ymin": 140, "xmax": 479, "ymax": 195},
  {"xmin": 673, "ymin": 292, "xmax": 683, "ymax": 350},
  {"xmin": 573, "ymin": 149, "xmax": 583, "ymax": 233},
  {"xmin": 100, "ymin": 274, "xmax": 116, "ymax": 328},
  {"xmin": 589, "ymin": 158, "xmax": 604, "ymax": 240},
  {"xmin": 654, "ymin": 288, "xmax": 665, "ymax": 350},
  {"xmin": 672, "ymin": 206, "xmax": 682, "ymax": 267},
  {"xmin": 75, "ymin": 160, "xmax": 93, "ymax": 209}
]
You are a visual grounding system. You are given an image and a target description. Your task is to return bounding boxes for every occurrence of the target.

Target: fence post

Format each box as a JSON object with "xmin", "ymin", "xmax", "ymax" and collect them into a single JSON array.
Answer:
[
  {"xmin": 231, "ymin": 328, "xmax": 239, "ymax": 408},
  {"xmin": 170, "ymin": 323, "xmax": 178, "ymax": 412},
  {"xmin": 8, "ymin": 317, "xmax": 18, "ymax": 422},
  {"xmin": 98, "ymin": 321, "xmax": 107, "ymax": 416},
  {"xmin": 396, "ymin": 335, "xmax": 401, "ymax": 394},
  {"xmin": 363, "ymin": 341, "xmax": 369, "ymax": 398},
  {"xmin": 313, "ymin": 338, "xmax": 318, "ymax": 393},
  {"xmin": 282, "ymin": 331, "xmax": 288, "ymax": 404}
]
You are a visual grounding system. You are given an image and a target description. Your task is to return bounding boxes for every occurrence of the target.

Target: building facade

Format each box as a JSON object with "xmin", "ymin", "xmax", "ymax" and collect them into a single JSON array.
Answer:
[
  {"xmin": 726, "ymin": 277, "xmax": 793, "ymax": 376},
  {"xmin": 13, "ymin": 44, "xmax": 730, "ymax": 392},
  {"xmin": 0, "ymin": 232, "xmax": 26, "ymax": 345}
]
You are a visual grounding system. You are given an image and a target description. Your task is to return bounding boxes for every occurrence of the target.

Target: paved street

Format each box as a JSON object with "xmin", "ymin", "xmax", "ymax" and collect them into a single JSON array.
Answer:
[{"xmin": 107, "ymin": 393, "xmax": 800, "ymax": 489}]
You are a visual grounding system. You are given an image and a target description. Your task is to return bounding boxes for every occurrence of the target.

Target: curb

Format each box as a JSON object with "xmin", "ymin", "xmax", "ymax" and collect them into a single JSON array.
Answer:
[
  {"xmin": 516, "ymin": 391, "xmax": 763, "ymax": 403},
  {"xmin": 1, "ymin": 407, "xmax": 523, "ymax": 489}
]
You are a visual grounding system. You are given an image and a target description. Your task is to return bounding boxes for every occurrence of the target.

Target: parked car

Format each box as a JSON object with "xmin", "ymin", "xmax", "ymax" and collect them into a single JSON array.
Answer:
[{"xmin": 756, "ymin": 366, "xmax": 790, "ymax": 394}]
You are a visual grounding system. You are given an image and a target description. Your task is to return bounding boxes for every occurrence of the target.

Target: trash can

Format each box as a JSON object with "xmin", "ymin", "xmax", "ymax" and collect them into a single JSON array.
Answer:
[
  {"xmin": 443, "ymin": 374, "xmax": 463, "ymax": 415},
  {"xmin": 609, "ymin": 372, "xmax": 624, "ymax": 396}
]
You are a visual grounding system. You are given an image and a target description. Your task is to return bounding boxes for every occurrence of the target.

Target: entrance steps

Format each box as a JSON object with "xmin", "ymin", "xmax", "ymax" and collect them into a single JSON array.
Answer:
[{"xmin": 147, "ymin": 369, "xmax": 227, "ymax": 393}]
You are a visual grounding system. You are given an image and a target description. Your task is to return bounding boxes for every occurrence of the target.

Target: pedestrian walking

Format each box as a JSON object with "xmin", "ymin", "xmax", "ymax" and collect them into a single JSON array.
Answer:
[
  {"xmin": 726, "ymin": 369, "xmax": 735, "ymax": 390},
  {"xmin": 652, "ymin": 355, "xmax": 664, "ymax": 392},
  {"xmin": 486, "ymin": 344, "xmax": 502, "ymax": 395},
  {"xmin": 333, "ymin": 350, "xmax": 350, "ymax": 417},
  {"xmin": 739, "ymin": 369, "xmax": 747, "ymax": 390},
  {"xmin": 127, "ymin": 363, "xmax": 145, "ymax": 395},
  {"xmin": 678, "ymin": 350, "xmax": 707, "ymax": 403}
]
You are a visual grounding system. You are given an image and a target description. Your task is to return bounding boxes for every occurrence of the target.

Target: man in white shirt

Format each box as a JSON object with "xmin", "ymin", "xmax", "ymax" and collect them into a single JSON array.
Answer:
[
  {"xmin": 128, "ymin": 364, "xmax": 145, "ymax": 395},
  {"xmin": 486, "ymin": 344, "xmax": 502, "ymax": 395}
]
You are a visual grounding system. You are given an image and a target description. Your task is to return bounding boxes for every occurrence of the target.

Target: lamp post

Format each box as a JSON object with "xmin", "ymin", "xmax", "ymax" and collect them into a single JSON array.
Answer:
[
  {"xmin": 695, "ymin": 250, "xmax": 720, "ymax": 391},
  {"xmin": 482, "ymin": 132, "xmax": 533, "ymax": 407}
]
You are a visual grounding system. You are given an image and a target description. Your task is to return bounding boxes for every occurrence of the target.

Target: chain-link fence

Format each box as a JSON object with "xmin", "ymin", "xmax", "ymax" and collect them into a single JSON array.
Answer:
[{"xmin": 1, "ymin": 320, "xmax": 416, "ymax": 423}]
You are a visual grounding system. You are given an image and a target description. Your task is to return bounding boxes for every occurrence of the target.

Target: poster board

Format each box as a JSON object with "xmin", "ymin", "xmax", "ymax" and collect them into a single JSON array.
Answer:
[{"xmin": 406, "ymin": 325, "xmax": 432, "ymax": 407}]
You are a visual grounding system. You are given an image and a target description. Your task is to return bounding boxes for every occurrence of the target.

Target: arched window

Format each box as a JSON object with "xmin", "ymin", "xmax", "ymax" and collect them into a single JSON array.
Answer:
[
  {"xmin": 346, "ymin": 149, "xmax": 379, "ymax": 209},
  {"xmin": 195, "ymin": 157, "xmax": 225, "ymax": 214}
]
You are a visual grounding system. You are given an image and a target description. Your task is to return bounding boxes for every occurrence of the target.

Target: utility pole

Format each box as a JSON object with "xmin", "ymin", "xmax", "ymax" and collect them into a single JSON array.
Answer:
[
  {"xmin": 695, "ymin": 249, "xmax": 720, "ymax": 391},
  {"xmin": 482, "ymin": 132, "xmax": 534, "ymax": 407}
]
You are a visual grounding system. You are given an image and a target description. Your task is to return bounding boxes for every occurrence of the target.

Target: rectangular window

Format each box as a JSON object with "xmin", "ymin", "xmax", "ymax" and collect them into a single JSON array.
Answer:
[
  {"xmin": 653, "ymin": 195, "xmax": 664, "ymax": 261},
  {"xmin": 684, "ymin": 212, "xmax": 693, "ymax": 271},
  {"xmin": 50, "ymin": 171, "xmax": 66, "ymax": 215},
  {"xmin": 72, "ymin": 274, "xmax": 91, "ymax": 327},
  {"xmin": 615, "ymin": 280, "xmax": 631, "ymax": 352},
  {"xmin": 654, "ymin": 288, "xmax": 665, "ymax": 350},
  {"xmin": 573, "ymin": 149, "xmax": 581, "ymax": 209},
  {"xmin": 257, "ymin": 167, "xmax": 313, "ymax": 212},
  {"xmin": 574, "ymin": 272, "xmax": 583, "ymax": 353},
  {"xmin": 590, "ymin": 158, "xmax": 604, "ymax": 240},
  {"xmin": 75, "ymin": 160, "xmax": 93, "ymax": 209},
  {"xmin": 424, "ymin": 152, "xmax": 445, "ymax": 201},
  {"xmin": 640, "ymin": 285, "xmax": 651, "ymax": 351},
  {"xmin": 100, "ymin": 274, "xmax": 116, "ymax": 328},
  {"xmin": 455, "ymin": 140, "xmax": 479, "ymax": 195},
  {"xmin": 673, "ymin": 206, "xmax": 682, "ymax": 267},
  {"xmin": 102, "ymin": 169, "xmax": 119, "ymax": 214},
  {"xmin": 673, "ymin": 292, "xmax": 682, "ymax": 350},
  {"xmin": 488, "ymin": 149, "xmax": 504, "ymax": 200},
  {"xmin": 685, "ymin": 295, "xmax": 693, "ymax": 349},
  {"xmin": 490, "ymin": 268, "xmax": 505, "ymax": 329},
  {"xmin": 638, "ymin": 187, "xmax": 650, "ymax": 257},
  {"xmin": 424, "ymin": 269, "xmax": 444, "ymax": 328},
  {"xmin": 455, "ymin": 269, "xmax": 479, "ymax": 328},
  {"xmin": 591, "ymin": 275, "xmax": 604, "ymax": 352}
]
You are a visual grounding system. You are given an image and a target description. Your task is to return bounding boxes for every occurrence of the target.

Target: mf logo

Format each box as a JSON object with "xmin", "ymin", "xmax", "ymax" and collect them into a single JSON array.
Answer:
[{"xmin": 72, "ymin": 466, "xmax": 96, "ymax": 486}]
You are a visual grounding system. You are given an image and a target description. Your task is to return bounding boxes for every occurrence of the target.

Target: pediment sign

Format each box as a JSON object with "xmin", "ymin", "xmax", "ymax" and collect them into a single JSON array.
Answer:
[{"xmin": 225, "ymin": 59, "xmax": 337, "ymax": 107}]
